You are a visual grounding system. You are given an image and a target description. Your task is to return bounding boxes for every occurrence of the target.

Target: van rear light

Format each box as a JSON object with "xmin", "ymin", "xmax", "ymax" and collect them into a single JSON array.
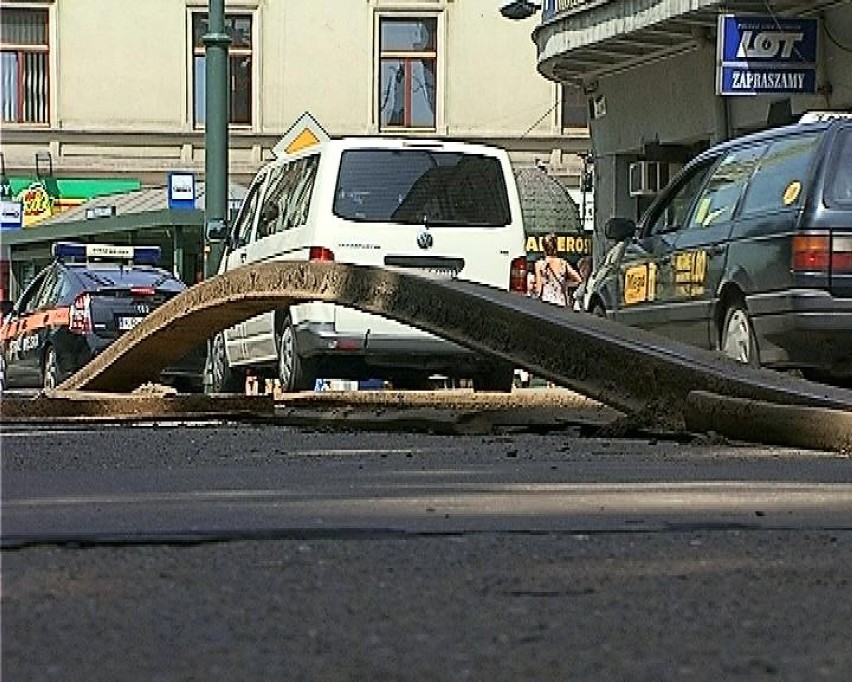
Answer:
[
  {"xmin": 509, "ymin": 255, "xmax": 528, "ymax": 293},
  {"xmin": 309, "ymin": 246, "xmax": 335, "ymax": 262},
  {"xmin": 792, "ymin": 233, "xmax": 830, "ymax": 272},
  {"xmin": 130, "ymin": 286, "xmax": 155, "ymax": 297},
  {"xmin": 69, "ymin": 293, "xmax": 92, "ymax": 334},
  {"xmin": 832, "ymin": 236, "xmax": 852, "ymax": 274}
]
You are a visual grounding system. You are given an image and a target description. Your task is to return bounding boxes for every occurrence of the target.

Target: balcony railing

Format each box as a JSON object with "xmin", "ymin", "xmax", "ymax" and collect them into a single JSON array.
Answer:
[{"xmin": 542, "ymin": 0, "xmax": 602, "ymax": 21}]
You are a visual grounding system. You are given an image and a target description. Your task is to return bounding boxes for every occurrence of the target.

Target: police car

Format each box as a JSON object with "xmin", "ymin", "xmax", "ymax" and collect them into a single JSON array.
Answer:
[{"xmin": 0, "ymin": 242, "xmax": 202, "ymax": 392}]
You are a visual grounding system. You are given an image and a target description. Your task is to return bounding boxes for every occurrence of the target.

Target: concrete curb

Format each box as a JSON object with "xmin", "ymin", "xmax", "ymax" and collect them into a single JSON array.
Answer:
[
  {"xmin": 0, "ymin": 391, "xmax": 274, "ymax": 423},
  {"xmin": 685, "ymin": 391, "xmax": 852, "ymax": 453}
]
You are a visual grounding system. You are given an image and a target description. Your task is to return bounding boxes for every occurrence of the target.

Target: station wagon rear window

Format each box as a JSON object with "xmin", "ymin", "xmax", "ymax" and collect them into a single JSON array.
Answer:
[
  {"xmin": 333, "ymin": 149, "xmax": 511, "ymax": 226},
  {"xmin": 827, "ymin": 128, "xmax": 852, "ymax": 205}
]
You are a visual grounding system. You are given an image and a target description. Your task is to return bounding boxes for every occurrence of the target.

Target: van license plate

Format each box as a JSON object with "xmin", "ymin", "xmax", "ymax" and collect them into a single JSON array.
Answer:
[
  {"xmin": 117, "ymin": 316, "xmax": 144, "ymax": 331},
  {"xmin": 397, "ymin": 267, "xmax": 458, "ymax": 281}
]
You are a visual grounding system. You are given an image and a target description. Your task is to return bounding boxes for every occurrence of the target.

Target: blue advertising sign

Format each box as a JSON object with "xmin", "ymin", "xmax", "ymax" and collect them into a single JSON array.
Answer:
[
  {"xmin": 168, "ymin": 172, "xmax": 196, "ymax": 210},
  {"xmin": 1, "ymin": 200, "xmax": 23, "ymax": 231},
  {"xmin": 717, "ymin": 14, "xmax": 818, "ymax": 96}
]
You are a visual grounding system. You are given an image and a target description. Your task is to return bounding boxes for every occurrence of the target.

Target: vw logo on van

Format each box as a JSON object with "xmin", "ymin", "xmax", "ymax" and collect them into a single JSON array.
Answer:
[{"xmin": 417, "ymin": 230, "xmax": 433, "ymax": 250}]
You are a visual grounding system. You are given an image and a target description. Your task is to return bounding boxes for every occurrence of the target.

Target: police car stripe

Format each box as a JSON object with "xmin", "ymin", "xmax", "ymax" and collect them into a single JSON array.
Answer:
[{"xmin": 0, "ymin": 307, "xmax": 71, "ymax": 342}]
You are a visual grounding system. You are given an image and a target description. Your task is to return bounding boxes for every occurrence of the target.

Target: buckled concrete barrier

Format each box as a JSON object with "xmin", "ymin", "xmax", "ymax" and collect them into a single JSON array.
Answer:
[{"xmin": 59, "ymin": 262, "xmax": 852, "ymax": 439}]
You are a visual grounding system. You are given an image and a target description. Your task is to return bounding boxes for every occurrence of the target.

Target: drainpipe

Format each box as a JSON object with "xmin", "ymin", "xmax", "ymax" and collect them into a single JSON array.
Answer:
[{"xmin": 714, "ymin": 94, "xmax": 730, "ymax": 144}]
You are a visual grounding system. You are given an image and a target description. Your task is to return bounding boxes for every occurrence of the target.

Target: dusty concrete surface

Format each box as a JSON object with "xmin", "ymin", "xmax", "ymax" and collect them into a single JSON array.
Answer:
[
  {"xmin": 40, "ymin": 261, "xmax": 851, "ymax": 446},
  {"xmin": 0, "ymin": 390, "xmax": 274, "ymax": 423},
  {"xmin": 686, "ymin": 391, "xmax": 852, "ymax": 453},
  {"xmin": 57, "ymin": 262, "xmax": 852, "ymax": 416}
]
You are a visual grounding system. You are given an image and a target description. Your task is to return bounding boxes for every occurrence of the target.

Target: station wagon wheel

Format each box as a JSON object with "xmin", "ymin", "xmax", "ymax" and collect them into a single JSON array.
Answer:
[
  {"xmin": 42, "ymin": 346, "xmax": 59, "ymax": 391},
  {"xmin": 721, "ymin": 302, "xmax": 759, "ymax": 367},
  {"xmin": 210, "ymin": 332, "xmax": 245, "ymax": 393},
  {"xmin": 277, "ymin": 313, "xmax": 316, "ymax": 392}
]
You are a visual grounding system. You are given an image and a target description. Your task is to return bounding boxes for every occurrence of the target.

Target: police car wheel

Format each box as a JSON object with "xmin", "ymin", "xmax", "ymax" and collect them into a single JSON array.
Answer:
[
  {"xmin": 472, "ymin": 363, "xmax": 514, "ymax": 393},
  {"xmin": 42, "ymin": 347, "xmax": 59, "ymax": 391},
  {"xmin": 211, "ymin": 332, "xmax": 244, "ymax": 393},
  {"xmin": 277, "ymin": 314, "xmax": 315, "ymax": 393},
  {"xmin": 721, "ymin": 303, "xmax": 759, "ymax": 367}
]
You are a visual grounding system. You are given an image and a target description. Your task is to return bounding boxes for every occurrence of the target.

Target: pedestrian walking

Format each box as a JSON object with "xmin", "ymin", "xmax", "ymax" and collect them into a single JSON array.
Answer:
[{"xmin": 533, "ymin": 233, "xmax": 582, "ymax": 307}]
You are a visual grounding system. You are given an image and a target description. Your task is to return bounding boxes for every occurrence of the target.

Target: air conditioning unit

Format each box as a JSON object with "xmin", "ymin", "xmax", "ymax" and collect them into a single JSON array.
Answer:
[{"xmin": 629, "ymin": 161, "xmax": 669, "ymax": 197}]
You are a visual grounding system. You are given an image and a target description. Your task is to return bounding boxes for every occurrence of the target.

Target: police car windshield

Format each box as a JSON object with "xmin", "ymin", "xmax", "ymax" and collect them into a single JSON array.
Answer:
[
  {"xmin": 333, "ymin": 149, "xmax": 511, "ymax": 226},
  {"xmin": 73, "ymin": 265, "xmax": 183, "ymax": 291}
]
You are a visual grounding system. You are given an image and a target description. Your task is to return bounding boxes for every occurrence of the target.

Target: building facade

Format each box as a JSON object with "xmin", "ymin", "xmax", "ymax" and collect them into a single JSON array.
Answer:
[
  {"xmin": 1, "ymin": 0, "xmax": 595, "ymax": 303},
  {"xmin": 1, "ymin": 0, "xmax": 590, "ymax": 185},
  {"xmin": 532, "ymin": 0, "xmax": 852, "ymax": 262}
]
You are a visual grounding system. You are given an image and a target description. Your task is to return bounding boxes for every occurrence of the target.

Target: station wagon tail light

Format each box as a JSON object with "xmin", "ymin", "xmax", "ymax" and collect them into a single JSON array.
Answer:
[
  {"xmin": 130, "ymin": 286, "xmax": 156, "ymax": 297},
  {"xmin": 309, "ymin": 246, "xmax": 335, "ymax": 262},
  {"xmin": 792, "ymin": 233, "xmax": 830, "ymax": 272},
  {"xmin": 832, "ymin": 236, "xmax": 852, "ymax": 273},
  {"xmin": 509, "ymin": 255, "xmax": 528, "ymax": 293},
  {"xmin": 69, "ymin": 293, "xmax": 92, "ymax": 334}
]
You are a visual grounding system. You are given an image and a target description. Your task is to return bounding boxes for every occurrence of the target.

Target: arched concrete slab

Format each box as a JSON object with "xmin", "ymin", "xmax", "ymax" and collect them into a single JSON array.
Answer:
[{"xmin": 60, "ymin": 261, "xmax": 852, "ymax": 433}]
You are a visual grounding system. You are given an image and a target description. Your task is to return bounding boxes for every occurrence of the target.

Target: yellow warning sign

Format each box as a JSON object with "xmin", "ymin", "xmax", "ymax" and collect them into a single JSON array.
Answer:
[
  {"xmin": 286, "ymin": 128, "xmax": 321, "ymax": 155},
  {"xmin": 273, "ymin": 112, "xmax": 330, "ymax": 158}
]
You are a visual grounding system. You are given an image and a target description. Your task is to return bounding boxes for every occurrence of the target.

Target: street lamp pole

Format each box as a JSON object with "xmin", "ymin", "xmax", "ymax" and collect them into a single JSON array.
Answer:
[{"xmin": 202, "ymin": 0, "xmax": 231, "ymax": 279}]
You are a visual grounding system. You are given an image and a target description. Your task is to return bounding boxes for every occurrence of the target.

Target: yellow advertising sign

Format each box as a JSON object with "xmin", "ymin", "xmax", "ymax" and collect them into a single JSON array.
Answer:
[
  {"xmin": 624, "ymin": 263, "xmax": 657, "ymax": 305},
  {"xmin": 783, "ymin": 180, "xmax": 802, "ymax": 206},
  {"xmin": 674, "ymin": 249, "xmax": 708, "ymax": 297},
  {"xmin": 525, "ymin": 234, "xmax": 592, "ymax": 257},
  {"xmin": 17, "ymin": 182, "xmax": 54, "ymax": 227}
]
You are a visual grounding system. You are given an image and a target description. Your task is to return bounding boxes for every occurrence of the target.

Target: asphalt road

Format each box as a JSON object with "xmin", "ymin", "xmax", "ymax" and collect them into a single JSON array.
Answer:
[{"xmin": 3, "ymin": 421, "xmax": 852, "ymax": 680}]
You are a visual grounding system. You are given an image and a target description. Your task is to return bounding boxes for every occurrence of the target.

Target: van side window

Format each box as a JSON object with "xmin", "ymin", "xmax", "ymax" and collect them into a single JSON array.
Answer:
[
  {"xmin": 687, "ymin": 145, "xmax": 766, "ymax": 229},
  {"xmin": 257, "ymin": 164, "xmax": 290, "ymax": 240},
  {"xmin": 646, "ymin": 160, "xmax": 715, "ymax": 236},
  {"xmin": 740, "ymin": 133, "xmax": 821, "ymax": 217},
  {"xmin": 828, "ymin": 128, "xmax": 852, "ymax": 205},
  {"xmin": 284, "ymin": 155, "xmax": 319, "ymax": 229},
  {"xmin": 257, "ymin": 155, "xmax": 319, "ymax": 237},
  {"xmin": 232, "ymin": 173, "xmax": 265, "ymax": 248}
]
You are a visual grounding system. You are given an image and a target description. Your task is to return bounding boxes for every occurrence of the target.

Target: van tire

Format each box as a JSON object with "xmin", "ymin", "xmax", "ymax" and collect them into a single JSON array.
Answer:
[
  {"xmin": 472, "ymin": 364, "xmax": 514, "ymax": 393},
  {"xmin": 721, "ymin": 302, "xmax": 759, "ymax": 367},
  {"xmin": 277, "ymin": 313, "xmax": 316, "ymax": 392},
  {"xmin": 211, "ymin": 332, "xmax": 245, "ymax": 393}
]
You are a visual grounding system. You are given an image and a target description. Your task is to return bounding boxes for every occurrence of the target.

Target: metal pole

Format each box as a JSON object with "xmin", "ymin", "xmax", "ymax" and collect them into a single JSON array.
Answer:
[
  {"xmin": 202, "ymin": 0, "xmax": 231, "ymax": 393},
  {"xmin": 202, "ymin": 0, "xmax": 231, "ymax": 279}
]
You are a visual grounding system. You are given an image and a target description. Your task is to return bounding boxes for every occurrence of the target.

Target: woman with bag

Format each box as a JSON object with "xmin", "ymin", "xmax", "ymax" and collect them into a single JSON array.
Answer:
[{"xmin": 533, "ymin": 233, "xmax": 583, "ymax": 308}]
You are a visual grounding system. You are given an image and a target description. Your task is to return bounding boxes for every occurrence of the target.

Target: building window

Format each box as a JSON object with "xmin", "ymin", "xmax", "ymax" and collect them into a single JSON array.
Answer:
[
  {"xmin": 1, "ymin": 7, "xmax": 49, "ymax": 124},
  {"xmin": 192, "ymin": 13, "xmax": 252, "ymax": 127},
  {"xmin": 379, "ymin": 17, "xmax": 437, "ymax": 130},
  {"xmin": 561, "ymin": 85, "xmax": 587, "ymax": 129}
]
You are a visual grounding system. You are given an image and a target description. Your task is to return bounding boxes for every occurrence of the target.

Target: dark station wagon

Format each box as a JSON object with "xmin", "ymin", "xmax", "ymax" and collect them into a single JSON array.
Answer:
[{"xmin": 584, "ymin": 113, "xmax": 852, "ymax": 383}]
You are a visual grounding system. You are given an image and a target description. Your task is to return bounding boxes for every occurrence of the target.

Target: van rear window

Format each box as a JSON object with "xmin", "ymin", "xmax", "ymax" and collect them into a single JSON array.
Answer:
[{"xmin": 333, "ymin": 149, "xmax": 511, "ymax": 226}]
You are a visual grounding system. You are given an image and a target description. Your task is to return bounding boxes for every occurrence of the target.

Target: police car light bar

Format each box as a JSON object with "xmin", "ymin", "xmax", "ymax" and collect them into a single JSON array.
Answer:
[{"xmin": 52, "ymin": 242, "xmax": 161, "ymax": 265}]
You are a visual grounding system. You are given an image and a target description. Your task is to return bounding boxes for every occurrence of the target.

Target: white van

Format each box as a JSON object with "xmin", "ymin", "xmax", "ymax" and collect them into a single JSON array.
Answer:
[{"xmin": 209, "ymin": 114, "xmax": 527, "ymax": 393}]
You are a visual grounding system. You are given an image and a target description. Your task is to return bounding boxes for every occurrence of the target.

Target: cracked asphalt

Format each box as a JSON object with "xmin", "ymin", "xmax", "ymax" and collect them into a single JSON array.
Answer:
[{"xmin": 3, "ymin": 419, "xmax": 851, "ymax": 680}]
